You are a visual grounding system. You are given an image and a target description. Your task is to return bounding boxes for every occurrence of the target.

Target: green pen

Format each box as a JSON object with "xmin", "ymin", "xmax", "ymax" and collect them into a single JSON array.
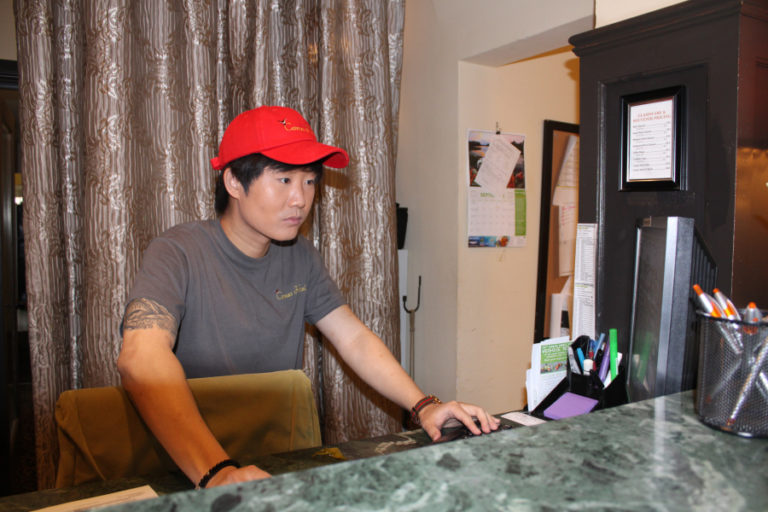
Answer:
[{"xmin": 609, "ymin": 328, "xmax": 618, "ymax": 380}]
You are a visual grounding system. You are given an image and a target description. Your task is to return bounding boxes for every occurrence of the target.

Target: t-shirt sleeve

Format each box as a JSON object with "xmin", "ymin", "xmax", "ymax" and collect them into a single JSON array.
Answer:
[
  {"xmin": 125, "ymin": 236, "xmax": 189, "ymax": 327},
  {"xmin": 303, "ymin": 241, "xmax": 346, "ymax": 325}
]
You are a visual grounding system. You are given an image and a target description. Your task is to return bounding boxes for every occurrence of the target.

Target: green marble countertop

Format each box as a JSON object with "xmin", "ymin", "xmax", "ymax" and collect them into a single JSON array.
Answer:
[
  {"xmin": 107, "ymin": 391, "xmax": 768, "ymax": 511},
  {"xmin": 5, "ymin": 391, "xmax": 767, "ymax": 511}
]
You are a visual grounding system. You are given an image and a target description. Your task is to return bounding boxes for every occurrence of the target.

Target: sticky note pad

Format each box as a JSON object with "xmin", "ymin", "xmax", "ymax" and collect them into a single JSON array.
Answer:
[{"xmin": 542, "ymin": 392, "xmax": 598, "ymax": 420}]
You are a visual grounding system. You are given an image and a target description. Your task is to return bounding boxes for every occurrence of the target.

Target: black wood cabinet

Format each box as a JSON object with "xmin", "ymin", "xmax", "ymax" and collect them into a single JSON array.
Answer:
[{"xmin": 569, "ymin": 0, "xmax": 768, "ymax": 352}]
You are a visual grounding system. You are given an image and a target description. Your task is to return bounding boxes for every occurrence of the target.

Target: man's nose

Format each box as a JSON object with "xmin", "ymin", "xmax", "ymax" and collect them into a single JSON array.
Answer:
[{"xmin": 288, "ymin": 182, "xmax": 308, "ymax": 209}]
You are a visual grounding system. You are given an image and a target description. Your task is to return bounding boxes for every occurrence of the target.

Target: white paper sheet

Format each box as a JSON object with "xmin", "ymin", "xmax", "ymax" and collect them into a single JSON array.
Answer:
[
  {"xmin": 553, "ymin": 135, "xmax": 579, "ymax": 276},
  {"xmin": 502, "ymin": 411, "xmax": 546, "ymax": 426},
  {"xmin": 549, "ymin": 292, "xmax": 568, "ymax": 340},
  {"xmin": 557, "ymin": 204, "xmax": 577, "ymax": 276},
  {"xmin": 474, "ymin": 134, "xmax": 521, "ymax": 194},
  {"xmin": 33, "ymin": 486, "xmax": 158, "ymax": 512},
  {"xmin": 572, "ymin": 223, "xmax": 597, "ymax": 339}
]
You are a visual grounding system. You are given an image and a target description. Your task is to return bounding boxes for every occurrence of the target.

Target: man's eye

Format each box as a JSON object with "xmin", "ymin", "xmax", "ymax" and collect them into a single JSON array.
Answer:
[{"xmin": 279, "ymin": 177, "xmax": 290, "ymax": 184}]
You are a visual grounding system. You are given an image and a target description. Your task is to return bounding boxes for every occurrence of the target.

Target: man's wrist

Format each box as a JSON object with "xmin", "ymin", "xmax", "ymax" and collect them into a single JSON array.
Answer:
[
  {"xmin": 410, "ymin": 394, "xmax": 441, "ymax": 425},
  {"xmin": 196, "ymin": 459, "xmax": 240, "ymax": 489}
]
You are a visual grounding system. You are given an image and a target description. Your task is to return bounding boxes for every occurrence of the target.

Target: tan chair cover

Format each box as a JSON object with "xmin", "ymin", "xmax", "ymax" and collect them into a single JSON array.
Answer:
[{"xmin": 54, "ymin": 370, "xmax": 321, "ymax": 487}]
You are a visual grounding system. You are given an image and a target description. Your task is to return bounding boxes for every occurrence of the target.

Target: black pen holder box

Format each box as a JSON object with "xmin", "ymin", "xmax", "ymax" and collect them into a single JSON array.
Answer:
[{"xmin": 531, "ymin": 336, "xmax": 628, "ymax": 420}]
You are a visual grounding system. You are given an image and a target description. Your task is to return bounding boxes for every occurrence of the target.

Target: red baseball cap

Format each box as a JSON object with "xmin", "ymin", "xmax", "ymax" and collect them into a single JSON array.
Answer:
[{"xmin": 210, "ymin": 106, "xmax": 349, "ymax": 170}]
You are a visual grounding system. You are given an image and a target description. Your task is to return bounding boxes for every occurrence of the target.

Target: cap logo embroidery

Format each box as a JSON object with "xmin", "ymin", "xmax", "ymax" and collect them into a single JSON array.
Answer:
[{"xmin": 279, "ymin": 118, "xmax": 313, "ymax": 135}]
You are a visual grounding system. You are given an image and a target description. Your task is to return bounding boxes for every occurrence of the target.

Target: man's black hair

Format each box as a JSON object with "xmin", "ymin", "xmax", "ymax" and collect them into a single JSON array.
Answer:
[{"xmin": 214, "ymin": 154, "xmax": 324, "ymax": 215}]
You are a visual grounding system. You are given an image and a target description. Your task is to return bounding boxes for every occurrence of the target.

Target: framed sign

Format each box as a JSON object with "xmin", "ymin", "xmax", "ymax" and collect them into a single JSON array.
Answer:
[{"xmin": 620, "ymin": 86, "xmax": 685, "ymax": 190}]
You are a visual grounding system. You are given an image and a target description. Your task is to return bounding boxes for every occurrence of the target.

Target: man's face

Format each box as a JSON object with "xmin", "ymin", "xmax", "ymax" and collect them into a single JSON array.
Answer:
[{"xmin": 231, "ymin": 166, "xmax": 318, "ymax": 246}]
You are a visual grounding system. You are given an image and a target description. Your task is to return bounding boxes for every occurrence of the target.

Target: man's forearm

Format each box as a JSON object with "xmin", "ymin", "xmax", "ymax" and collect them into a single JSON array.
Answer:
[
  {"xmin": 316, "ymin": 306, "xmax": 426, "ymax": 410},
  {"xmin": 118, "ymin": 335, "xmax": 231, "ymax": 485}
]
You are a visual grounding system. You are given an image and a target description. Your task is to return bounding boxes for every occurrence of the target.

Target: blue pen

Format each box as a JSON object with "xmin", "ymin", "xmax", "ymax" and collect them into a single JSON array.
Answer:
[
  {"xmin": 597, "ymin": 332, "xmax": 606, "ymax": 349},
  {"xmin": 576, "ymin": 347, "xmax": 585, "ymax": 372}
]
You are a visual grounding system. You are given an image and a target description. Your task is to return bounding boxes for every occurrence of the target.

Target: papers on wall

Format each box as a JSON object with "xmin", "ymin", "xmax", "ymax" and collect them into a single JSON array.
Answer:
[
  {"xmin": 467, "ymin": 129, "xmax": 527, "ymax": 248},
  {"xmin": 474, "ymin": 134, "xmax": 521, "ymax": 193},
  {"xmin": 572, "ymin": 223, "xmax": 597, "ymax": 339},
  {"xmin": 526, "ymin": 336, "xmax": 570, "ymax": 411},
  {"xmin": 551, "ymin": 135, "xmax": 579, "ymax": 276}
]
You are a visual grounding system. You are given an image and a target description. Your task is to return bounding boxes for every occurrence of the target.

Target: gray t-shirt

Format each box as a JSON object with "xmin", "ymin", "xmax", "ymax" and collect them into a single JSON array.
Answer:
[{"xmin": 125, "ymin": 219, "xmax": 346, "ymax": 378}]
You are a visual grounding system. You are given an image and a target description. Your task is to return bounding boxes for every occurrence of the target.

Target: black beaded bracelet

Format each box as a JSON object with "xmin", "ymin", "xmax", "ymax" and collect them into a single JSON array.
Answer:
[{"xmin": 197, "ymin": 459, "xmax": 241, "ymax": 489}]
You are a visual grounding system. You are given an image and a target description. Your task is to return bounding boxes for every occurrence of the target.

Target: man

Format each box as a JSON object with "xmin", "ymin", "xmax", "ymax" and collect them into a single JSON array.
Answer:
[{"xmin": 117, "ymin": 106, "xmax": 499, "ymax": 490}]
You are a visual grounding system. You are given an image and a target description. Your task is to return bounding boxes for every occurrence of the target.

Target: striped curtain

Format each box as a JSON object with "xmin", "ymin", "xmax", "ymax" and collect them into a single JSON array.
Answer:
[{"xmin": 15, "ymin": 0, "xmax": 403, "ymax": 488}]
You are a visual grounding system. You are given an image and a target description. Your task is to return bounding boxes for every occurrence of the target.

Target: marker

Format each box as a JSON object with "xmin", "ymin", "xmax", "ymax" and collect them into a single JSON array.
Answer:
[
  {"xmin": 576, "ymin": 347, "xmax": 586, "ymax": 372},
  {"xmin": 597, "ymin": 340, "xmax": 611, "ymax": 382},
  {"xmin": 712, "ymin": 288, "xmax": 740, "ymax": 320},
  {"xmin": 744, "ymin": 302, "xmax": 761, "ymax": 335},
  {"xmin": 692, "ymin": 284, "xmax": 724, "ymax": 317},
  {"xmin": 744, "ymin": 302, "xmax": 761, "ymax": 323},
  {"xmin": 595, "ymin": 340, "xmax": 605, "ymax": 370},
  {"xmin": 609, "ymin": 328, "xmax": 618, "ymax": 380}
]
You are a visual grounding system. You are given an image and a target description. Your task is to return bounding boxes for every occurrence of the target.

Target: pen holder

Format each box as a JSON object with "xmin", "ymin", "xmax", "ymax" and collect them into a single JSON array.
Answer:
[
  {"xmin": 530, "ymin": 337, "xmax": 628, "ymax": 420},
  {"xmin": 696, "ymin": 311, "xmax": 768, "ymax": 437}
]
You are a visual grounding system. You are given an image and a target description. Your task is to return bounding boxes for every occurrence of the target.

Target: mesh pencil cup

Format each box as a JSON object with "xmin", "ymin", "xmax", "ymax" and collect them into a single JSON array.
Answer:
[{"xmin": 696, "ymin": 311, "xmax": 768, "ymax": 437}]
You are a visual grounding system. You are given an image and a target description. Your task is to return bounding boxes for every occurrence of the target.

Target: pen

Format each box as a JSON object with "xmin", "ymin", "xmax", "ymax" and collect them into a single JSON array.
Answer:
[
  {"xmin": 712, "ymin": 288, "xmax": 740, "ymax": 320},
  {"xmin": 593, "ymin": 333, "xmax": 604, "ymax": 359},
  {"xmin": 692, "ymin": 284, "xmax": 724, "ymax": 317},
  {"xmin": 594, "ymin": 340, "xmax": 605, "ymax": 370},
  {"xmin": 727, "ymin": 333, "xmax": 768, "ymax": 426},
  {"xmin": 693, "ymin": 285, "xmax": 742, "ymax": 354},
  {"xmin": 744, "ymin": 302, "xmax": 761, "ymax": 335},
  {"xmin": 744, "ymin": 302, "xmax": 761, "ymax": 323},
  {"xmin": 609, "ymin": 328, "xmax": 618, "ymax": 380},
  {"xmin": 597, "ymin": 339, "xmax": 610, "ymax": 382}
]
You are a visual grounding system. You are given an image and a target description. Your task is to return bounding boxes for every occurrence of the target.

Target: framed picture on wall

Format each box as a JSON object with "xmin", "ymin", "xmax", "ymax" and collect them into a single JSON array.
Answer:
[{"xmin": 620, "ymin": 86, "xmax": 685, "ymax": 190}]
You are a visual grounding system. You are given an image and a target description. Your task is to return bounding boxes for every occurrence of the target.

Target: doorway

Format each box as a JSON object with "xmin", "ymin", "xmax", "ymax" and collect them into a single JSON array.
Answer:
[{"xmin": 0, "ymin": 59, "xmax": 34, "ymax": 496}]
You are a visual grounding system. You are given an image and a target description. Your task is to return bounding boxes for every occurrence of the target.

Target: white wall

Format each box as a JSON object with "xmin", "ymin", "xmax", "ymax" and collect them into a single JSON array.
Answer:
[
  {"xmin": 595, "ymin": 0, "xmax": 687, "ymax": 27},
  {"xmin": 396, "ymin": 0, "xmax": 590, "ymax": 412},
  {"xmin": 456, "ymin": 50, "xmax": 579, "ymax": 411}
]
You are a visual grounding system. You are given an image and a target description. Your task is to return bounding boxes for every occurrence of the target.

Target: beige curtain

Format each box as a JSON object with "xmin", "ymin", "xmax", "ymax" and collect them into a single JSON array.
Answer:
[{"xmin": 16, "ymin": 0, "xmax": 404, "ymax": 489}]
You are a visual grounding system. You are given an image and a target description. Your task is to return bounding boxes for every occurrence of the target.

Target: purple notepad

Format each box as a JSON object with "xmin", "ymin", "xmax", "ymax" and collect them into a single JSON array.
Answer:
[{"xmin": 543, "ymin": 392, "xmax": 598, "ymax": 420}]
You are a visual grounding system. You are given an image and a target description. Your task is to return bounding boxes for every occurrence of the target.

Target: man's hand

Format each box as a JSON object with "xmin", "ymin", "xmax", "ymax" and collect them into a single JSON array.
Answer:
[
  {"xmin": 205, "ymin": 465, "xmax": 272, "ymax": 488},
  {"xmin": 417, "ymin": 400, "xmax": 501, "ymax": 441}
]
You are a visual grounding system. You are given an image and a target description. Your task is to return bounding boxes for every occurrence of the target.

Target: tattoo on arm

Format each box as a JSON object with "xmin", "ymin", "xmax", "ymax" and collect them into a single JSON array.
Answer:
[{"xmin": 123, "ymin": 298, "xmax": 179, "ymax": 338}]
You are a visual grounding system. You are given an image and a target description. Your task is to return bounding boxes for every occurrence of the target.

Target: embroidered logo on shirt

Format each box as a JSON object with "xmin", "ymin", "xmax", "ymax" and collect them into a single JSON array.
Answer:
[{"xmin": 275, "ymin": 283, "xmax": 308, "ymax": 301}]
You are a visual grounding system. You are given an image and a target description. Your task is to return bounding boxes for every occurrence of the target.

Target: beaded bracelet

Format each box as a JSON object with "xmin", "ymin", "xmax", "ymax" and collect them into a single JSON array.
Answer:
[
  {"xmin": 410, "ymin": 394, "xmax": 442, "ymax": 424},
  {"xmin": 197, "ymin": 459, "xmax": 241, "ymax": 489}
]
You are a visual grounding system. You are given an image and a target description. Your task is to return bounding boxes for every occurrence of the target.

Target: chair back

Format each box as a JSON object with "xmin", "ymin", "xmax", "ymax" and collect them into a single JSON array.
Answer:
[{"xmin": 54, "ymin": 370, "xmax": 321, "ymax": 487}]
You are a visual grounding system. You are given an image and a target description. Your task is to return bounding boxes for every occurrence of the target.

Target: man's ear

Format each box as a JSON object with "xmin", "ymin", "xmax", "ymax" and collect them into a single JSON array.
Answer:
[{"xmin": 222, "ymin": 168, "xmax": 243, "ymax": 200}]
